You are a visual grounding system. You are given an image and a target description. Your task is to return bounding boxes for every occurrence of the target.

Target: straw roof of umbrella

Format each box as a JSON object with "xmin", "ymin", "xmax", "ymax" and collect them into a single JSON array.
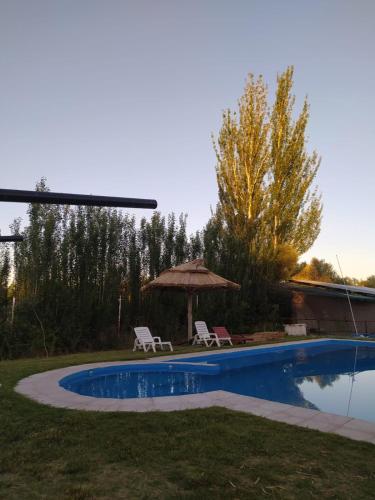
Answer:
[
  {"xmin": 141, "ymin": 259, "xmax": 241, "ymax": 292},
  {"xmin": 141, "ymin": 259, "xmax": 240, "ymax": 341}
]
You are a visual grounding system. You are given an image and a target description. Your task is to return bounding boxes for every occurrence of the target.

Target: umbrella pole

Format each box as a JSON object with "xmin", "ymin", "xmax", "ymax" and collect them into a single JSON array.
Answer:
[{"xmin": 187, "ymin": 293, "xmax": 193, "ymax": 342}]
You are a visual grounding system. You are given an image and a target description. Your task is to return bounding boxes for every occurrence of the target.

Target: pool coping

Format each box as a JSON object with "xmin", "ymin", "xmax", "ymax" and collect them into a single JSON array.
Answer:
[{"xmin": 15, "ymin": 338, "xmax": 375, "ymax": 445}]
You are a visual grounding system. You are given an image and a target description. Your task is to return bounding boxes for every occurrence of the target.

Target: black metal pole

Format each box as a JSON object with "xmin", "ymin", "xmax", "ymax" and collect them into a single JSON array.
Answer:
[
  {"xmin": 0, "ymin": 188, "xmax": 157, "ymax": 209},
  {"xmin": 0, "ymin": 235, "xmax": 24, "ymax": 243}
]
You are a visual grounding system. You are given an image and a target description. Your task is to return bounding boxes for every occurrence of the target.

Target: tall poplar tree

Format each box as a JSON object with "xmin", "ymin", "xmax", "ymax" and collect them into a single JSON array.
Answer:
[
  {"xmin": 213, "ymin": 67, "xmax": 322, "ymax": 265},
  {"xmin": 214, "ymin": 74, "xmax": 270, "ymax": 253},
  {"xmin": 268, "ymin": 67, "xmax": 321, "ymax": 254}
]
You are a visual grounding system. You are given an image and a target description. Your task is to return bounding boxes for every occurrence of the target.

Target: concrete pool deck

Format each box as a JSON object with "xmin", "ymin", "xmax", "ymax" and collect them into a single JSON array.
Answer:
[{"xmin": 15, "ymin": 338, "xmax": 375, "ymax": 445}]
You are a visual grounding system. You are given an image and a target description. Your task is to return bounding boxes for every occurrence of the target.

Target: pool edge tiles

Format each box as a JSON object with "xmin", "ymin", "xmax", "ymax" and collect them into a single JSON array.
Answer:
[
  {"xmin": 174, "ymin": 338, "xmax": 375, "ymax": 364},
  {"xmin": 14, "ymin": 338, "xmax": 375, "ymax": 444}
]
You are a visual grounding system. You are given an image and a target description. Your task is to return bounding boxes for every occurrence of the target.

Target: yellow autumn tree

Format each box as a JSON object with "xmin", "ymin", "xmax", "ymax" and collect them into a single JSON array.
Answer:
[
  {"xmin": 214, "ymin": 74, "xmax": 270, "ymax": 254},
  {"xmin": 213, "ymin": 67, "xmax": 322, "ymax": 274}
]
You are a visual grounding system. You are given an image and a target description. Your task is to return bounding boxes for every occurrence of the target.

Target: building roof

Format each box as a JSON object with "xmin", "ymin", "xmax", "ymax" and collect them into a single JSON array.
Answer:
[{"xmin": 286, "ymin": 279, "xmax": 375, "ymax": 302}]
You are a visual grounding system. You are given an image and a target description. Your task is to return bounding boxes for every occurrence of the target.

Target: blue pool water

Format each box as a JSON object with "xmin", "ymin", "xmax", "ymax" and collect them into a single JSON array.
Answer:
[{"xmin": 60, "ymin": 340, "xmax": 375, "ymax": 423}]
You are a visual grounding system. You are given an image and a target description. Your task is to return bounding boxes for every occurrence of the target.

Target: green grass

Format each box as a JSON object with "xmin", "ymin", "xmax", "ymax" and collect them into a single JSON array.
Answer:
[{"xmin": 1, "ymin": 343, "xmax": 375, "ymax": 499}]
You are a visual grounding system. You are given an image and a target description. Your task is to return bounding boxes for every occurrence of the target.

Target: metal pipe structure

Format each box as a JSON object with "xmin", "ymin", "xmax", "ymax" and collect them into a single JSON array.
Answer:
[
  {"xmin": 0, "ymin": 188, "xmax": 157, "ymax": 210},
  {"xmin": 0, "ymin": 235, "xmax": 24, "ymax": 243},
  {"xmin": 336, "ymin": 254, "xmax": 358, "ymax": 336}
]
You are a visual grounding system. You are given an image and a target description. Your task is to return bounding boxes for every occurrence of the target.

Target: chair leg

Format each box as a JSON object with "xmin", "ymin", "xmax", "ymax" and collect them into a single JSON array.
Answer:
[{"xmin": 144, "ymin": 343, "xmax": 154, "ymax": 352}]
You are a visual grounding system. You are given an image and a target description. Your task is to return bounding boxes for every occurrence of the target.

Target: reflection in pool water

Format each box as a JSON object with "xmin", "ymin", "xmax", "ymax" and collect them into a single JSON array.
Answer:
[{"xmin": 60, "ymin": 341, "xmax": 375, "ymax": 423}]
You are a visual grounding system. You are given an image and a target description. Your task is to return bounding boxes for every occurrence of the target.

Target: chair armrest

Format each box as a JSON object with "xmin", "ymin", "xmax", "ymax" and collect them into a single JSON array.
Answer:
[{"xmin": 153, "ymin": 337, "xmax": 162, "ymax": 342}]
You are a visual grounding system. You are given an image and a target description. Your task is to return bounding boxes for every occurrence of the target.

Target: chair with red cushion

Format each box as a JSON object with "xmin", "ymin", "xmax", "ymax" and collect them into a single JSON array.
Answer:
[{"xmin": 212, "ymin": 326, "xmax": 248, "ymax": 345}]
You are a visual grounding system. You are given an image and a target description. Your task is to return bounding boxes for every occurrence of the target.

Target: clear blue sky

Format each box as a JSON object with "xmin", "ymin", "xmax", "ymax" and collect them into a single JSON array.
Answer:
[{"xmin": 1, "ymin": 0, "xmax": 374, "ymax": 278}]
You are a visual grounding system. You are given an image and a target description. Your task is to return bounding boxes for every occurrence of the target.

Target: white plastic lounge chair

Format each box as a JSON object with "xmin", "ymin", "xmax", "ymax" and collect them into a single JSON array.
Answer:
[
  {"xmin": 133, "ymin": 327, "xmax": 173, "ymax": 353},
  {"xmin": 193, "ymin": 321, "xmax": 221, "ymax": 347}
]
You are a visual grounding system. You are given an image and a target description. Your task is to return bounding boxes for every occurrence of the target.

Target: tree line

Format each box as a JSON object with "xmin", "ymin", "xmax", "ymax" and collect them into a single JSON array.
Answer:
[
  {"xmin": 0, "ymin": 67, "xmax": 326, "ymax": 358},
  {"xmin": 294, "ymin": 257, "xmax": 375, "ymax": 287},
  {"xmin": 0, "ymin": 179, "xmax": 206, "ymax": 358},
  {"xmin": 0, "ymin": 179, "xmax": 287, "ymax": 359}
]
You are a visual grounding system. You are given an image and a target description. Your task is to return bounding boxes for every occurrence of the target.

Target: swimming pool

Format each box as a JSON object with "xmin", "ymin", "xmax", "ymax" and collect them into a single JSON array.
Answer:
[{"xmin": 59, "ymin": 340, "xmax": 375, "ymax": 423}]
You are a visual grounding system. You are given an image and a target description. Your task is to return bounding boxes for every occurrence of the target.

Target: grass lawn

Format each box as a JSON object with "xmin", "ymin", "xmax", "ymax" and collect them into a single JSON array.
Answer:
[{"xmin": 1, "ymin": 342, "xmax": 375, "ymax": 499}]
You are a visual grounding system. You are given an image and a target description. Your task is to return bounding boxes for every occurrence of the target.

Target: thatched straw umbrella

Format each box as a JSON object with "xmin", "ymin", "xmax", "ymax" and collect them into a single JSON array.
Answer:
[{"xmin": 141, "ymin": 259, "xmax": 240, "ymax": 342}]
